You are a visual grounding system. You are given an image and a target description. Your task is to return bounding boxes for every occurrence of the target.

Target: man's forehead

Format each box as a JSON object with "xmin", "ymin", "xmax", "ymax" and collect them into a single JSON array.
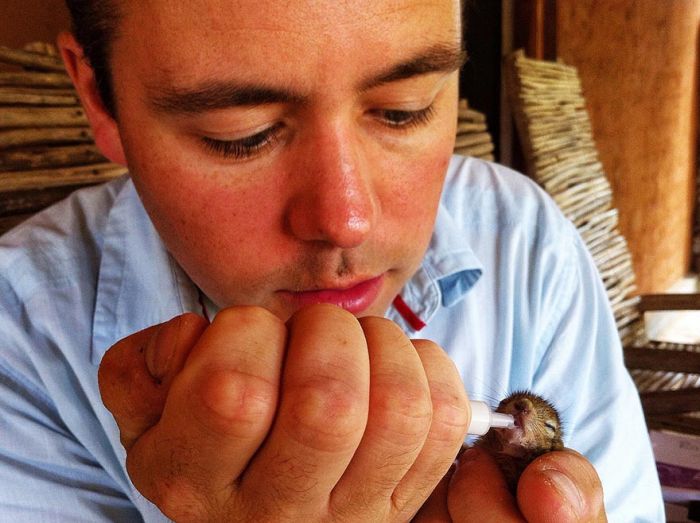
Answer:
[
  {"xmin": 116, "ymin": 0, "xmax": 461, "ymax": 39},
  {"xmin": 114, "ymin": 1, "xmax": 462, "ymax": 95}
]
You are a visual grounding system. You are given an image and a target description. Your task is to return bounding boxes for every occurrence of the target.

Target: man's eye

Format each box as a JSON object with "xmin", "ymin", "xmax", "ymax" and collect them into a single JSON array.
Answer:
[
  {"xmin": 375, "ymin": 105, "xmax": 436, "ymax": 129},
  {"xmin": 201, "ymin": 123, "xmax": 283, "ymax": 160}
]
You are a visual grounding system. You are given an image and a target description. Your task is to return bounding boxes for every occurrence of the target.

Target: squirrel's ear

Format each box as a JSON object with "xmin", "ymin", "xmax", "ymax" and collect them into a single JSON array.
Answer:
[{"xmin": 57, "ymin": 31, "xmax": 127, "ymax": 166}]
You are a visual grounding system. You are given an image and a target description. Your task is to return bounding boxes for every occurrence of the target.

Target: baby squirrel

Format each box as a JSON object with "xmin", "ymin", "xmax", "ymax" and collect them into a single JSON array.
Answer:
[{"xmin": 474, "ymin": 391, "xmax": 563, "ymax": 493}]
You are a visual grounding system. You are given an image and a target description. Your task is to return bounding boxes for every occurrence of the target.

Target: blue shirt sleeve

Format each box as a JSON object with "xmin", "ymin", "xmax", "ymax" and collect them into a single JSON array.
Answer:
[
  {"xmin": 0, "ymin": 179, "xmax": 186, "ymax": 521},
  {"xmin": 0, "ymin": 293, "xmax": 144, "ymax": 522},
  {"xmin": 531, "ymin": 222, "xmax": 664, "ymax": 522}
]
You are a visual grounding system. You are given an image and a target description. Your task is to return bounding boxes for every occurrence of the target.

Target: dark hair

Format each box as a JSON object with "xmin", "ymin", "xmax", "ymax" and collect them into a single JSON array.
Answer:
[
  {"xmin": 66, "ymin": 1, "xmax": 466, "ymax": 117},
  {"xmin": 65, "ymin": 0, "xmax": 121, "ymax": 117}
]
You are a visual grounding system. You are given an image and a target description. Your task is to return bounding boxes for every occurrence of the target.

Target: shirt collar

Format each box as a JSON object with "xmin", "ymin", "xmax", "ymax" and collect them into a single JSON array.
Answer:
[
  {"xmin": 386, "ymin": 202, "xmax": 483, "ymax": 335},
  {"xmin": 91, "ymin": 177, "xmax": 484, "ymax": 360},
  {"xmin": 90, "ymin": 177, "xmax": 199, "ymax": 364}
]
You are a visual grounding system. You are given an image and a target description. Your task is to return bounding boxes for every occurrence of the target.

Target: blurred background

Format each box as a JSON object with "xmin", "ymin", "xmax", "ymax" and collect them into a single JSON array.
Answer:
[{"xmin": 0, "ymin": 0, "xmax": 70, "ymax": 49}]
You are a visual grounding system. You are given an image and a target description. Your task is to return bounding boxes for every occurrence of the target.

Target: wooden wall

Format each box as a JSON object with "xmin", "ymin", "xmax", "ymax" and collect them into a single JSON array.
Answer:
[
  {"xmin": 557, "ymin": 0, "xmax": 700, "ymax": 294},
  {"xmin": 0, "ymin": 1, "xmax": 70, "ymax": 49}
]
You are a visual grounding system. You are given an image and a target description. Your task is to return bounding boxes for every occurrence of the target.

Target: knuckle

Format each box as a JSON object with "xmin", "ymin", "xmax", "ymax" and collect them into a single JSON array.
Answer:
[
  {"xmin": 146, "ymin": 477, "xmax": 210, "ymax": 522},
  {"xmin": 372, "ymin": 378, "xmax": 433, "ymax": 442},
  {"xmin": 166, "ymin": 312, "xmax": 209, "ymax": 335},
  {"xmin": 214, "ymin": 305, "xmax": 284, "ymax": 332},
  {"xmin": 413, "ymin": 339, "xmax": 468, "ymax": 443},
  {"xmin": 263, "ymin": 452, "xmax": 323, "ymax": 503},
  {"xmin": 411, "ymin": 337, "xmax": 442, "ymax": 354},
  {"xmin": 359, "ymin": 315, "xmax": 406, "ymax": 341},
  {"xmin": 286, "ymin": 376, "xmax": 366, "ymax": 451},
  {"xmin": 295, "ymin": 302, "xmax": 357, "ymax": 322},
  {"xmin": 288, "ymin": 303, "xmax": 363, "ymax": 341},
  {"xmin": 358, "ymin": 314, "xmax": 391, "ymax": 329},
  {"xmin": 99, "ymin": 331, "xmax": 149, "ymax": 391},
  {"xmin": 98, "ymin": 332, "xmax": 166, "ymax": 432},
  {"xmin": 193, "ymin": 367, "xmax": 278, "ymax": 437},
  {"xmin": 178, "ymin": 311, "xmax": 209, "ymax": 326},
  {"xmin": 391, "ymin": 480, "xmax": 436, "ymax": 517},
  {"xmin": 125, "ymin": 450, "xmax": 204, "ymax": 521},
  {"xmin": 125, "ymin": 436, "xmax": 226, "ymax": 523},
  {"xmin": 428, "ymin": 384, "xmax": 469, "ymax": 444}
]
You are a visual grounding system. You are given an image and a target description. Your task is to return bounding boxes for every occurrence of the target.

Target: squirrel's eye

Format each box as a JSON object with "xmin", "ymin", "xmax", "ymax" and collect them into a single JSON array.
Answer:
[{"xmin": 544, "ymin": 421, "xmax": 557, "ymax": 433}]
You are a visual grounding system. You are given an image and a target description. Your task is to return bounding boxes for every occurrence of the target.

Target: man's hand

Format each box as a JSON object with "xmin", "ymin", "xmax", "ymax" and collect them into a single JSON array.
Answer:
[
  {"xmin": 414, "ymin": 446, "xmax": 607, "ymax": 522},
  {"xmin": 98, "ymin": 304, "xmax": 469, "ymax": 522}
]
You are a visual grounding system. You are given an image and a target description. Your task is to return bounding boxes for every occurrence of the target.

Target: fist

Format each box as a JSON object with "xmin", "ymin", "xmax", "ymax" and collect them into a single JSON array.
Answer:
[{"xmin": 98, "ymin": 304, "xmax": 469, "ymax": 522}]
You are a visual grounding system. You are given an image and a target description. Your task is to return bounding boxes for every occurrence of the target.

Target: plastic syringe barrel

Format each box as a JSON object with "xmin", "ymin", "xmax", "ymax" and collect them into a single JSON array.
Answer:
[{"xmin": 467, "ymin": 400, "xmax": 516, "ymax": 435}]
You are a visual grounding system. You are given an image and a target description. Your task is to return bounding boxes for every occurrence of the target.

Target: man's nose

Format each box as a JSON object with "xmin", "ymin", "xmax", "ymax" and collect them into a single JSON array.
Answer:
[{"xmin": 285, "ymin": 123, "xmax": 378, "ymax": 248}]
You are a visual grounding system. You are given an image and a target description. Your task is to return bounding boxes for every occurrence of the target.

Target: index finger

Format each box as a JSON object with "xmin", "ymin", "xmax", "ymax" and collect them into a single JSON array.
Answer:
[
  {"xmin": 98, "ymin": 313, "xmax": 209, "ymax": 449},
  {"xmin": 448, "ymin": 446, "xmax": 523, "ymax": 522}
]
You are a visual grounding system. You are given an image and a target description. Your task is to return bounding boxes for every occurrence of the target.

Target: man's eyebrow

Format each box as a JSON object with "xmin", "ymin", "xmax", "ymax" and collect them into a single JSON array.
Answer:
[
  {"xmin": 360, "ymin": 44, "xmax": 467, "ymax": 91},
  {"xmin": 147, "ymin": 44, "xmax": 466, "ymax": 114},
  {"xmin": 147, "ymin": 81, "xmax": 307, "ymax": 115}
]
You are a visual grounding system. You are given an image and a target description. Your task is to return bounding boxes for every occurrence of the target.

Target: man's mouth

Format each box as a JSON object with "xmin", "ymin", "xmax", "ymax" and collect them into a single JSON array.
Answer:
[{"xmin": 279, "ymin": 275, "xmax": 385, "ymax": 315}]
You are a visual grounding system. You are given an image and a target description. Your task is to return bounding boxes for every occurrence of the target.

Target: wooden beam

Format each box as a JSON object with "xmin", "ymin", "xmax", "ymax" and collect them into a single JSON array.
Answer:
[
  {"xmin": 646, "ymin": 414, "xmax": 700, "ymax": 435},
  {"xmin": 624, "ymin": 347, "xmax": 700, "ymax": 374},
  {"xmin": 0, "ymin": 107, "xmax": 88, "ymax": 128},
  {"xmin": 0, "ymin": 45, "xmax": 65, "ymax": 72},
  {"xmin": 512, "ymin": 0, "xmax": 557, "ymax": 60},
  {"xmin": 0, "ymin": 127, "xmax": 92, "ymax": 149},
  {"xmin": 0, "ymin": 87, "xmax": 79, "ymax": 106},
  {"xmin": 0, "ymin": 144, "xmax": 105, "ymax": 171},
  {"xmin": 0, "ymin": 71, "xmax": 73, "ymax": 88},
  {"xmin": 640, "ymin": 388, "xmax": 700, "ymax": 416},
  {"xmin": 0, "ymin": 163, "xmax": 126, "ymax": 192},
  {"xmin": 638, "ymin": 293, "xmax": 700, "ymax": 312}
]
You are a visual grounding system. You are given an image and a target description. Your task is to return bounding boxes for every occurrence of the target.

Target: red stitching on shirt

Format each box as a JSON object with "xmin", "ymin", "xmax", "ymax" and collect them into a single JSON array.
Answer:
[{"xmin": 392, "ymin": 295, "xmax": 426, "ymax": 331}]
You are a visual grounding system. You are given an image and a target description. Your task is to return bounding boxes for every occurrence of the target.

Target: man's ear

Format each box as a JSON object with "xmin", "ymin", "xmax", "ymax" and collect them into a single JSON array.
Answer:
[{"xmin": 57, "ymin": 31, "xmax": 127, "ymax": 166}]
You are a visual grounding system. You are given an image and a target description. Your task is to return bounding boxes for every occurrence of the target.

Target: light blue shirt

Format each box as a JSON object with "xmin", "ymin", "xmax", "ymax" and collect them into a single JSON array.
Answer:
[{"xmin": 0, "ymin": 156, "xmax": 663, "ymax": 521}]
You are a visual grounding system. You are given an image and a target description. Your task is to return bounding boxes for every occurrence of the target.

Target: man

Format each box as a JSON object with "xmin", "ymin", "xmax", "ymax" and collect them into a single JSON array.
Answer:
[{"xmin": 0, "ymin": 0, "xmax": 662, "ymax": 521}]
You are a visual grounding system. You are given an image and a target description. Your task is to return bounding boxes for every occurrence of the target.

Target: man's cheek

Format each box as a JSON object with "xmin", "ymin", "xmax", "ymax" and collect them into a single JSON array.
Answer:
[{"xmin": 395, "ymin": 165, "xmax": 446, "ymax": 217}]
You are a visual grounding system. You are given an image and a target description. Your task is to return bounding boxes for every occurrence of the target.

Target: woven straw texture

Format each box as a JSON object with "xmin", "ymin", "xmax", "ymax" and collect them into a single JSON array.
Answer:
[
  {"xmin": 0, "ymin": 43, "xmax": 126, "ymax": 235},
  {"xmin": 454, "ymin": 99, "xmax": 494, "ymax": 162}
]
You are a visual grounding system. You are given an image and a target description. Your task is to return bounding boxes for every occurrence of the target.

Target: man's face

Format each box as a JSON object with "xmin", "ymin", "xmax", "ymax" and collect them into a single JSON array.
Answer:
[{"xmin": 108, "ymin": 0, "xmax": 461, "ymax": 321}]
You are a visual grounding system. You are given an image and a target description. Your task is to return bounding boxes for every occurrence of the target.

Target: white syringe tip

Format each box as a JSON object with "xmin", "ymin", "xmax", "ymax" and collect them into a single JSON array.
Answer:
[
  {"xmin": 490, "ymin": 412, "xmax": 516, "ymax": 429},
  {"xmin": 467, "ymin": 400, "xmax": 516, "ymax": 435}
]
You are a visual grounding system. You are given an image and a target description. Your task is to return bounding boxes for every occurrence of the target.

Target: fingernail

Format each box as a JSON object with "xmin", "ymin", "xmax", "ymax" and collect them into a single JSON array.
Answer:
[
  {"xmin": 144, "ymin": 322, "xmax": 173, "ymax": 381},
  {"xmin": 542, "ymin": 468, "xmax": 585, "ymax": 516}
]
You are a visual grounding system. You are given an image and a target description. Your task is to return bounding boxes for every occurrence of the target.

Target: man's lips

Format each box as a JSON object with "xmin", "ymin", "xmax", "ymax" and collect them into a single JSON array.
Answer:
[{"xmin": 279, "ymin": 275, "xmax": 384, "ymax": 314}]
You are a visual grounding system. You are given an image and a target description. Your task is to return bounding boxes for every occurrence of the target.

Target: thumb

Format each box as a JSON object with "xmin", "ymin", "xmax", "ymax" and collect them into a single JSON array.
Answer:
[
  {"xmin": 517, "ymin": 450, "xmax": 606, "ymax": 522},
  {"xmin": 97, "ymin": 313, "xmax": 209, "ymax": 449}
]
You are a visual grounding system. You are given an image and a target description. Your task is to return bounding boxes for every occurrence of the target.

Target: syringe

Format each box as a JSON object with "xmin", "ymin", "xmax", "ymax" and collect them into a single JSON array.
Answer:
[{"xmin": 467, "ymin": 400, "xmax": 516, "ymax": 435}]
